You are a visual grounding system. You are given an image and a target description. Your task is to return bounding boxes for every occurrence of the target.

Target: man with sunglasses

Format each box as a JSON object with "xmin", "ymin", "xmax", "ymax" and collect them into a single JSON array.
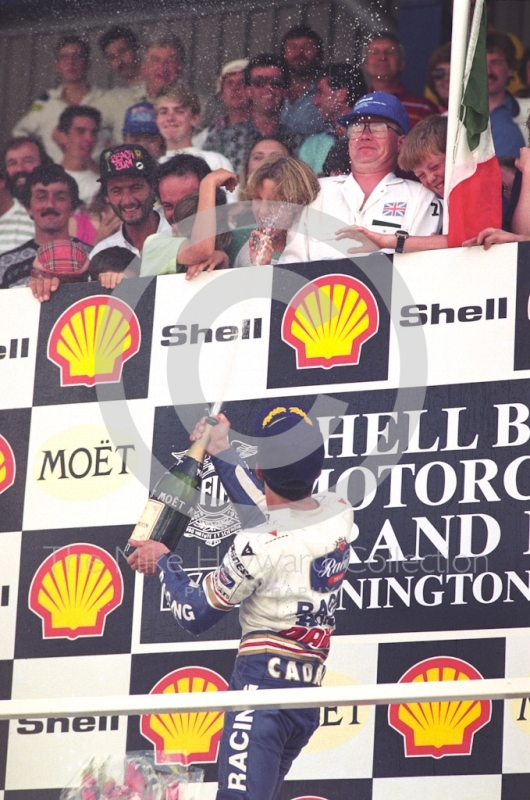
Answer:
[
  {"xmin": 281, "ymin": 92, "xmax": 443, "ymax": 262},
  {"xmin": 203, "ymin": 54, "xmax": 303, "ymax": 175}
]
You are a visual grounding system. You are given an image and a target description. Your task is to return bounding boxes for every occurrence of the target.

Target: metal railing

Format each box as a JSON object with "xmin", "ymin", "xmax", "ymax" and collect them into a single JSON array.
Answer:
[{"xmin": 1, "ymin": 676, "xmax": 529, "ymax": 720}]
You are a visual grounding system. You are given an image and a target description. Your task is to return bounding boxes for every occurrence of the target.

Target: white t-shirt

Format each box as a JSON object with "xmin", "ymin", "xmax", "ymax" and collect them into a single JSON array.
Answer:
[
  {"xmin": 93, "ymin": 83, "xmax": 147, "ymax": 144},
  {"xmin": 12, "ymin": 86, "xmax": 109, "ymax": 163},
  {"xmin": 0, "ymin": 200, "xmax": 35, "ymax": 255},
  {"xmin": 89, "ymin": 208, "xmax": 171, "ymax": 260},
  {"xmin": 158, "ymin": 147, "xmax": 237, "ymax": 204},
  {"xmin": 64, "ymin": 168, "xmax": 100, "ymax": 206},
  {"xmin": 280, "ymin": 172, "xmax": 443, "ymax": 262}
]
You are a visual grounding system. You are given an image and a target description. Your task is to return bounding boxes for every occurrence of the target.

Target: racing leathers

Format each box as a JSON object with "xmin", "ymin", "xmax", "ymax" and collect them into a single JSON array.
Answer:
[{"xmin": 157, "ymin": 446, "xmax": 354, "ymax": 800}]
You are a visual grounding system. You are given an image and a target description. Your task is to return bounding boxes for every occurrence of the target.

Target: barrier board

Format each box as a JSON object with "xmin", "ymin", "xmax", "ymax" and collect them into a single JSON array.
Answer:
[{"xmin": 1, "ymin": 244, "xmax": 530, "ymax": 799}]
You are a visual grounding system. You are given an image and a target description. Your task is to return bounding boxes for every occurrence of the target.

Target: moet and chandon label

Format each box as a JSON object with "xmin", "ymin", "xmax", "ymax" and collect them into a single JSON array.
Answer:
[{"xmin": 132, "ymin": 499, "xmax": 165, "ymax": 541}]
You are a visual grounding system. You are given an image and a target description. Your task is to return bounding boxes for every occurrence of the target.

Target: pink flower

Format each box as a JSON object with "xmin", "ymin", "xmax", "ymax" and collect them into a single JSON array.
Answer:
[{"xmin": 125, "ymin": 760, "xmax": 146, "ymax": 792}]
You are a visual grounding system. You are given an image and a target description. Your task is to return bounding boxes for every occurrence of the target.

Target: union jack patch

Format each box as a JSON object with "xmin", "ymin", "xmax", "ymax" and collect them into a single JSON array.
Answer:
[{"xmin": 382, "ymin": 201, "xmax": 407, "ymax": 217}]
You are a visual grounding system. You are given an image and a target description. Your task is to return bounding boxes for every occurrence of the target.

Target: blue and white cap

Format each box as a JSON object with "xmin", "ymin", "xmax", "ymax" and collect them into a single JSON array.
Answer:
[{"xmin": 337, "ymin": 91, "xmax": 410, "ymax": 135}]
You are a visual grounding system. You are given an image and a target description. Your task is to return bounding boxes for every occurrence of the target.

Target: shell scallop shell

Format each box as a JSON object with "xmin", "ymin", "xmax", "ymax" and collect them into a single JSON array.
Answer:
[
  {"xmin": 282, "ymin": 274, "xmax": 379, "ymax": 369},
  {"xmin": 388, "ymin": 656, "xmax": 492, "ymax": 758},
  {"xmin": 141, "ymin": 667, "xmax": 228, "ymax": 765},
  {"xmin": 28, "ymin": 543, "xmax": 123, "ymax": 639},
  {"xmin": 47, "ymin": 296, "xmax": 141, "ymax": 387}
]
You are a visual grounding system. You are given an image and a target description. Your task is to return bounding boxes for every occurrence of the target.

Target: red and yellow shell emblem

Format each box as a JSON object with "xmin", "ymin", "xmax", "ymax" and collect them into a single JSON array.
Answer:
[
  {"xmin": 282, "ymin": 274, "xmax": 379, "ymax": 369},
  {"xmin": 141, "ymin": 667, "xmax": 228, "ymax": 765},
  {"xmin": 47, "ymin": 295, "xmax": 141, "ymax": 387},
  {"xmin": 388, "ymin": 656, "xmax": 491, "ymax": 758},
  {"xmin": 29, "ymin": 543, "xmax": 123, "ymax": 640},
  {"xmin": 0, "ymin": 434, "xmax": 16, "ymax": 495}
]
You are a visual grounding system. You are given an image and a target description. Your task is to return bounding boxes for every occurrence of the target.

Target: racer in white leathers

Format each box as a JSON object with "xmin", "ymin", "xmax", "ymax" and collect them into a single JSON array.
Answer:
[{"xmin": 128, "ymin": 407, "xmax": 354, "ymax": 800}]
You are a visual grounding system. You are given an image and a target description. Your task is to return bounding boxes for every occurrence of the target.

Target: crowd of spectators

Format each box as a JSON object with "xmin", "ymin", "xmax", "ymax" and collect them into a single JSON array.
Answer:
[{"xmin": 1, "ymin": 17, "xmax": 530, "ymax": 299}]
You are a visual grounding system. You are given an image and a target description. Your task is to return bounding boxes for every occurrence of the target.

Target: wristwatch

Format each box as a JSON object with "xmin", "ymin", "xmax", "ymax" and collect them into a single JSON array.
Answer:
[{"xmin": 395, "ymin": 230, "xmax": 409, "ymax": 254}]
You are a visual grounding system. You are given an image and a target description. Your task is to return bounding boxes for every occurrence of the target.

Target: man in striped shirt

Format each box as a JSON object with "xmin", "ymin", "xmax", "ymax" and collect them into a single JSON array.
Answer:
[{"xmin": 0, "ymin": 140, "xmax": 40, "ymax": 255}]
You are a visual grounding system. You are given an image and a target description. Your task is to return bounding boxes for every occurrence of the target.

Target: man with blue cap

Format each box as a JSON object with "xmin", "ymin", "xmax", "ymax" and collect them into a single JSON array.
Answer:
[
  {"xmin": 128, "ymin": 407, "xmax": 354, "ymax": 800},
  {"xmin": 280, "ymin": 91, "xmax": 443, "ymax": 261}
]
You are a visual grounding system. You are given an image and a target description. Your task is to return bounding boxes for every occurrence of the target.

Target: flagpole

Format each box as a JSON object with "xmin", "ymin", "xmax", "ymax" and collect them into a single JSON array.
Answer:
[{"xmin": 443, "ymin": 0, "xmax": 473, "ymax": 233}]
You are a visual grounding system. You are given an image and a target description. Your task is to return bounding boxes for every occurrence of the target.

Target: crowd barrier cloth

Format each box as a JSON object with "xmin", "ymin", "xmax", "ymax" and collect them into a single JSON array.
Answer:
[{"xmin": 1, "ymin": 242, "xmax": 530, "ymax": 799}]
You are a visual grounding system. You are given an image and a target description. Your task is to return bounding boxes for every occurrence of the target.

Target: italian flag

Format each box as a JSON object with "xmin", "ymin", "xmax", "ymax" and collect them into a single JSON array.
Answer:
[{"xmin": 447, "ymin": 0, "xmax": 502, "ymax": 247}]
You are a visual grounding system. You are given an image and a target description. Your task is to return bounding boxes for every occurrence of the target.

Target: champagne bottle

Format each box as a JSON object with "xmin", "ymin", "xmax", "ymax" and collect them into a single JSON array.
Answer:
[{"xmin": 126, "ymin": 417, "xmax": 218, "ymax": 555}]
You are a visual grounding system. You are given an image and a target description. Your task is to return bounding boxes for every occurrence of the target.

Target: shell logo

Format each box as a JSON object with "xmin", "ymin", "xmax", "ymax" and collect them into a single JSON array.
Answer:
[
  {"xmin": 28, "ymin": 543, "xmax": 124, "ymax": 640},
  {"xmin": 47, "ymin": 295, "xmax": 141, "ymax": 387},
  {"xmin": 0, "ymin": 434, "xmax": 16, "ymax": 495},
  {"xmin": 141, "ymin": 667, "xmax": 228, "ymax": 765},
  {"xmin": 282, "ymin": 274, "xmax": 379, "ymax": 370},
  {"xmin": 388, "ymin": 656, "xmax": 491, "ymax": 759}
]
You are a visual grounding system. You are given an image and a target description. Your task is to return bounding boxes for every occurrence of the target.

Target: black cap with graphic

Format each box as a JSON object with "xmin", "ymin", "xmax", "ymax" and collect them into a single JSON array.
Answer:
[{"xmin": 98, "ymin": 144, "xmax": 156, "ymax": 185}]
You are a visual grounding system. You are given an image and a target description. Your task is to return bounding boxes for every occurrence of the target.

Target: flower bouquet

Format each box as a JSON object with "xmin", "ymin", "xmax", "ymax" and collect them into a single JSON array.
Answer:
[{"xmin": 61, "ymin": 752, "xmax": 204, "ymax": 800}]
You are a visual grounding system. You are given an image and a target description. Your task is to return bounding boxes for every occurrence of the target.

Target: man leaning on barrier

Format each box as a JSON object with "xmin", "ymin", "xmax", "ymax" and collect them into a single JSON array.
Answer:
[{"xmin": 127, "ymin": 406, "xmax": 354, "ymax": 800}]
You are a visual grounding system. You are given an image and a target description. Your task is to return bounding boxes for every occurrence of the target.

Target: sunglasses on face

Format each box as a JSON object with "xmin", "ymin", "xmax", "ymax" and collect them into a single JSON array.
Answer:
[
  {"xmin": 250, "ymin": 76, "xmax": 285, "ymax": 89},
  {"xmin": 432, "ymin": 67, "xmax": 450, "ymax": 80}
]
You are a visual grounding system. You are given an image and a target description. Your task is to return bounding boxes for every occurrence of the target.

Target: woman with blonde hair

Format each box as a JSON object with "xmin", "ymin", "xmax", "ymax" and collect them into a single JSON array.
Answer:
[{"xmin": 234, "ymin": 153, "xmax": 320, "ymax": 266}]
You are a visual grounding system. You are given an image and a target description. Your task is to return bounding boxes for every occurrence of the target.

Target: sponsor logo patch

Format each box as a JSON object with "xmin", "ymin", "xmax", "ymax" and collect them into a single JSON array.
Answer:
[
  {"xmin": 47, "ymin": 295, "xmax": 141, "ymax": 387},
  {"xmin": 388, "ymin": 656, "xmax": 492, "ymax": 758},
  {"xmin": 28, "ymin": 543, "xmax": 124, "ymax": 640},
  {"xmin": 141, "ymin": 666, "xmax": 228, "ymax": 764},
  {"xmin": 281, "ymin": 274, "xmax": 379, "ymax": 370}
]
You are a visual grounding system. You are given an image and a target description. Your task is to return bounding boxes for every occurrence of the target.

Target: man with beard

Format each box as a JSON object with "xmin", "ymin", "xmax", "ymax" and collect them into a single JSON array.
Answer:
[
  {"xmin": 280, "ymin": 25, "xmax": 326, "ymax": 136},
  {"xmin": 0, "ymin": 163, "xmax": 88, "ymax": 290},
  {"xmin": 0, "ymin": 137, "xmax": 52, "ymax": 254},
  {"xmin": 89, "ymin": 143, "xmax": 170, "ymax": 260}
]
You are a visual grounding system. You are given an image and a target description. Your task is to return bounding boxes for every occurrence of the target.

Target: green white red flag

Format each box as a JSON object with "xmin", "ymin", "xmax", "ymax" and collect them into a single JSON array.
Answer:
[{"xmin": 447, "ymin": 0, "xmax": 502, "ymax": 247}]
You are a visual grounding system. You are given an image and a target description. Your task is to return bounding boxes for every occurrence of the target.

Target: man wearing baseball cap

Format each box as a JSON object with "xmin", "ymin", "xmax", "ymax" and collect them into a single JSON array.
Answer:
[
  {"xmin": 122, "ymin": 102, "xmax": 165, "ymax": 161},
  {"xmin": 281, "ymin": 91, "xmax": 443, "ymax": 262},
  {"xmin": 192, "ymin": 59, "xmax": 251, "ymax": 149},
  {"xmin": 89, "ymin": 143, "xmax": 171, "ymax": 263},
  {"xmin": 128, "ymin": 406, "xmax": 354, "ymax": 799}
]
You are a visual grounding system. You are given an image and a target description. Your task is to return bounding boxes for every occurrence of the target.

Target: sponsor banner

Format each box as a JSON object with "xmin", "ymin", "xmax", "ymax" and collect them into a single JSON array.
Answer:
[
  {"xmin": 0, "ymin": 533, "xmax": 22, "ymax": 660},
  {"xmin": 4, "ymin": 792, "xmax": 65, "ymax": 799},
  {"xmin": 502, "ymin": 634, "xmax": 530, "ymax": 773},
  {"xmin": 289, "ymin": 638, "xmax": 377, "ymax": 781},
  {"xmin": 142, "ymin": 376, "xmax": 530, "ymax": 646},
  {"xmin": 277, "ymin": 779, "xmax": 372, "ymax": 800},
  {"xmin": 0, "ymin": 409, "xmax": 31, "ymax": 533},
  {"xmin": 5, "ymin": 654, "xmax": 130, "ymax": 790},
  {"xmin": 32, "ymin": 280, "xmax": 155, "ymax": 407},
  {"xmin": 23, "ymin": 401, "xmax": 153, "ymax": 531},
  {"xmin": 128, "ymin": 650, "xmax": 236, "ymax": 782},
  {"xmin": 149, "ymin": 271, "xmax": 272, "ymax": 407},
  {"xmin": 0, "ymin": 721, "xmax": 6, "ymax": 793},
  {"xmin": 372, "ymin": 775, "xmax": 502, "ymax": 800},
  {"xmin": 0, "ymin": 662, "xmax": 12, "ymax": 792},
  {"xmin": 501, "ymin": 774, "xmax": 530, "ymax": 798},
  {"xmin": 374, "ymin": 638, "xmax": 505, "ymax": 777},
  {"xmin": 0, "ymin": 291, "xmax": 39, "ymax": 411},
  {"xmin": 513, "ymin": 241, "xmax": 530, "ymax": 371},
  {"xmin": 393, "ymin": 244, "xmax": 520, "ymax": 388},
  {"xmin": 15, "ymin": 527, "xmax": 134, "ymax": 659},
  {"xmin": 267, "ymin": 259, "xmax": 392, "ymax": 390},
  {"xmin": 140, "ymin": 666, "xmax": 228, "ymax": 766}
]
